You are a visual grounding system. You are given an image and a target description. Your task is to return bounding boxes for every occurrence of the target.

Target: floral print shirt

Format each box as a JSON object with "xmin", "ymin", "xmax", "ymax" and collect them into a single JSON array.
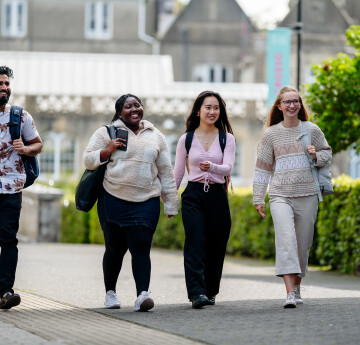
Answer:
[{"xmin": 0, "ymin": 104, "xmax": 39, "ymax": 194}]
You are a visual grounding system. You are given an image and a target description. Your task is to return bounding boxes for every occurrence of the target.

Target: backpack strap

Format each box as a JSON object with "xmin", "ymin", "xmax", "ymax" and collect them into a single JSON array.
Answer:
[
  {"xmin": 219, "ymin": 130, "xmax": 226, "ymax": 153},
  {"xmin": 185, "ymin": 130, "xmax": 229, "ymax": 189},
  {"xmin": 185, "ymin": 129, "xmax": 226, "ymax": 154},
  {"xmin": 9, "ymin": 106, "xmax": 23, "ymax": 141},
  {"xmin": 185, "ymin": 130, "xmax": 195, "ymax": 155},
  {"xmin": 299, "ymin": 121, "xmax": 322, "ymax": 202}
]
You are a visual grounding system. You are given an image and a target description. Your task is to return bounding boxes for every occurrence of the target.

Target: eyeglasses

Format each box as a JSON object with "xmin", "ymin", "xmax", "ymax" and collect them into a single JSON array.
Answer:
[{"xmin": 281, "ymin": 99, "xmax": 300, "ymax": 107}]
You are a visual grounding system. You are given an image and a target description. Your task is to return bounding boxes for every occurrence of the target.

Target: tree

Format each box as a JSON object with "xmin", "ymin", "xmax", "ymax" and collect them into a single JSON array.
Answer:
[{"xmin": 304, "ymin": 25, "xmax": 360, "ymax": 154}]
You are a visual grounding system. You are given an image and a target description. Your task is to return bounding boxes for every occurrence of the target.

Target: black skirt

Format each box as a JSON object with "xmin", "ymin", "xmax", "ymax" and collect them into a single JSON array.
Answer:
[{"xmin": 97, "ymin": 189, "xmax": 160, "ymax": 231}]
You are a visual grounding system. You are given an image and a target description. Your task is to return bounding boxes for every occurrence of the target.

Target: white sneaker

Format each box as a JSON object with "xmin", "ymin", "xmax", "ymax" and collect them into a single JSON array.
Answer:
[
  {"xmin": 134, "ymin": 291, "xmax": 154, "ymax": 312},
  {"xmin": 294, "ymin": 285, "xmax": 303, "ymax": 304},
  {"xmin": 283, "ymin": 290, "xmax": 296, "ymax": 308},
  {"xmin": 104, "ymin": 290, "xmax": 121, "ymax": 309}
]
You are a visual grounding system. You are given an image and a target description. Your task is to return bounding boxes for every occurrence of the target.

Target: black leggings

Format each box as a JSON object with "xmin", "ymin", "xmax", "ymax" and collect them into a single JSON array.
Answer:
[{"xmin": 102, "ymin": 223, "xmax": 154, "ymax": 296}]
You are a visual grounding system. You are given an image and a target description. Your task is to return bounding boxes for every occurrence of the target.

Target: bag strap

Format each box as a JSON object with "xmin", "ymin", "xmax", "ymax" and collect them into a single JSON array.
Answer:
[
  {"xmin": 9, "ymin": 105, "xmax": 23, "ymax": 141},
  {"xmin": 185, "ymin": 130, "xmax": 194, "ymax": 155},
  {"xmin": 105, "ymin": 125, "xmax": 117, "ymax": 140},
  {"xmin": 299, "ymin": 121, "xmax": 322, "ymax": 201},
  {"xmin": 185, "ymin": 129, "xmax": 231, "ymax": 191},
  {"xmin": 185, "ymin": 129, "xmax": 226, "ymax": 154},
  {"xmin": 219, "ymin": 130, "xmax": 226, "ymax": 153}
]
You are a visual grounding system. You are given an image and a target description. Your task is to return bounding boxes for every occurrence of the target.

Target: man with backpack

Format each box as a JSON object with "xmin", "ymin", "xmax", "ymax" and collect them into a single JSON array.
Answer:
[{"xmin": 0, "ymin": 66, "xmax": 42, "ymax": 309}]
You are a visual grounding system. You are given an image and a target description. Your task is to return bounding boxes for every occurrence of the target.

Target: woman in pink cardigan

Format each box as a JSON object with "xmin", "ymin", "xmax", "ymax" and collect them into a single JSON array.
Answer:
[{"xmin": 173, "ymin": 91, "xmax": 235, "ymax": 309}]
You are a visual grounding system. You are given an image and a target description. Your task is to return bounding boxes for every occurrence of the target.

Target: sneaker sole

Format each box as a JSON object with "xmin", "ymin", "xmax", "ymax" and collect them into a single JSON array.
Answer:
[
  {"xmin": 0, "ymin": 295, "xmax": 21, "ymax": 310},
  {"xmin": 137, "ymin": 298, "xmax": 154, "ymax": 312},
  {"xmin": 283, "ymin": 303, "xmax": 296, "ymax": 309},
  {"xmin": 105, "ymin": 304, "xmax": 121, "ymax": 309}
]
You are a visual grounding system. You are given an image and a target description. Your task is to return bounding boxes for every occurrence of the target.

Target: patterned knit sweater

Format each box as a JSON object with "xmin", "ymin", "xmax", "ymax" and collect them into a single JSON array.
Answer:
[
  {"xmin": 253, "ymin": 121, "xmax": 331, "ymax": 205},
  {"xmin": 83, "ymin": 119, "xmax": 179, "ymax": 216}
]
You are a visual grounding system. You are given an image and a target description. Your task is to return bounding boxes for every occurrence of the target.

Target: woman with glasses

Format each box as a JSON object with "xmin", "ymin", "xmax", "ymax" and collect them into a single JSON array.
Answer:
[{"xmin": 253, "ymin": 86, "xmax": 331, "ymax": 308}]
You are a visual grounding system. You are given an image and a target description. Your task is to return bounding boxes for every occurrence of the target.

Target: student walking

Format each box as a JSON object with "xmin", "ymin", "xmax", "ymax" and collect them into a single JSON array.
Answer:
[
  {"xmin": 83, "ymin": 94, "xmax": 178, "ymax": 311},
  {"xmin": 253, "ymin": 86, "xmax": 332, "ymax": 308},
  {"xmin": 0, "ymin": 66, "xmax": 43, "ymax": 310},
  {"xmin": 173, "ymin": 91, "xmax": 235, "ymax": 309}
]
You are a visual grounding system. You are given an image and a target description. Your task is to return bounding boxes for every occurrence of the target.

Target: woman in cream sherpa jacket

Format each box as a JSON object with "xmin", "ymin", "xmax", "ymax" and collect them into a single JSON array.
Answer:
[{"xmin": 83, "ymin": 94, "xmax": 179, "ymax": 312}]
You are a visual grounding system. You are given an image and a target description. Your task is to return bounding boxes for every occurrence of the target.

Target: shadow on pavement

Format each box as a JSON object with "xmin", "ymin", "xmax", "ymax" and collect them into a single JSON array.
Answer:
[{"xmin": 91, "ymin": 297, "xmax": 360, "ymax": 345}]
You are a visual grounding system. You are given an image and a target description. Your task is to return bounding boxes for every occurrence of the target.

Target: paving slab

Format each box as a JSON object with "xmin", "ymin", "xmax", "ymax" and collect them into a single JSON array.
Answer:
[
  {"xmin": 2, "ymin": 243, "xmax": 360, "ymax": 345},
  {"xmin": 0, "ymin": 291, "xmax": 202, "ymax": 345}
]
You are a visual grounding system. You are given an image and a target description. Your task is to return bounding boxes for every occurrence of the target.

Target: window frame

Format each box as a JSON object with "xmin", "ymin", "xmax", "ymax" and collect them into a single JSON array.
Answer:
[
  {"xmin": 1, "ymin": 0, "xmax": 27, "ymax": 38},
  {"xmin": 192, "ymin": 64, "xmax": 233, "ymax": 83},
  {"xmin": 84, "ymin": 1, "xmax": 113, "ymax": 40}
]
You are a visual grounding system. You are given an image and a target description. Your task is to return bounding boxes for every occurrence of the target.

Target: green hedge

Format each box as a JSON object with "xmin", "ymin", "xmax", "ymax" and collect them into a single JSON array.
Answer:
[
  {"xmin": 315, "ymin": 175, "xmax": 360, "ymax": 273},
  {"xmin": 60, "ymin": 175, "xmax": 360, "ymax": 274}
]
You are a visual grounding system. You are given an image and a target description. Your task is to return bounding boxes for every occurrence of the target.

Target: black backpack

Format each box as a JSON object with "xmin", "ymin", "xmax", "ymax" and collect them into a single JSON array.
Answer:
[
  {"xmin": 185, "ymin": 129, "xmax": 226, "ymax": 155},
  {"xmin": 185, "ymin": 129, "xmax": 231, "ymax": 192},
  {"xmin": 8, "ymin": 106, "xmax": 40, "ymax": 188}
]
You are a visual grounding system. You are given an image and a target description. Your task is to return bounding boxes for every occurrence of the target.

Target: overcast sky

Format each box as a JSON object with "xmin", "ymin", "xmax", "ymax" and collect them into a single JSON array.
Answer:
[{"xmin": 178, "ymin": 0, "xmax": 291, "ymax": 29}]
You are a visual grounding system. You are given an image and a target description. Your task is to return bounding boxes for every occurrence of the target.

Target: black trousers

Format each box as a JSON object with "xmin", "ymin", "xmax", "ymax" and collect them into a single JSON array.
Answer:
[
  {"xmin": 182, "ymin": 182, "xmax": 231, "ymax": 299},
  {"xmin": 102, "ymin": 222, "xmax": 154, "ymax": 296},
  {"xmin": 0, "ymin": 193, "xmax": 22, "ymax": 296}
]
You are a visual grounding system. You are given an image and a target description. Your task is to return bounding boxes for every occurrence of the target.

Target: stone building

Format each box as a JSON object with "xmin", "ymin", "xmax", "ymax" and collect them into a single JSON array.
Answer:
[
  {"xmin": 159, "ymin": 0, "xmax": 258, "ymax": 83},
  {"xmin": 283, "ymin": 0, "xmax": 359, "ymax": 85},
  {"xmin": 0, "ymin": 0, "xmax": 158, "ymax": 54}
]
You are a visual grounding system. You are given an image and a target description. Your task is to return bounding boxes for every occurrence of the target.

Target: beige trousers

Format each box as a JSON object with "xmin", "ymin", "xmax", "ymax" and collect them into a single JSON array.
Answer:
[{"xmin": 270, "ymin": 195, "xmax": 318, "ymax": 278}]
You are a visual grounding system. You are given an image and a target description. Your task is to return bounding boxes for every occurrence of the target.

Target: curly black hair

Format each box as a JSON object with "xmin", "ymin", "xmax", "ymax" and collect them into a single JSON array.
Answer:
[{"xmin": 0, "ymin": 66, "xmax": 14, "ymax": 78}]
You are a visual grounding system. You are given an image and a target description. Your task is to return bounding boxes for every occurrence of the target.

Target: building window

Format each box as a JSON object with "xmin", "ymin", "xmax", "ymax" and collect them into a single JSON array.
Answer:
[
  {"xmin": 1, "ymin": 0, "xmax": 27, "ymax": 38},
  {"xmin": 192, "ymin": 64, "xmax": 233, "ymax": 83},
  {"xmin": 85, "ymin": 2, "xmax": 113, "ymax": 40}
]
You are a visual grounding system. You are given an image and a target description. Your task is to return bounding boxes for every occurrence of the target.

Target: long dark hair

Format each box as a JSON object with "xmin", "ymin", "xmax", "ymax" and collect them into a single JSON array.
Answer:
[
  {"xmin": 266, "ymin": 86, "xmax": 309, "ymax": 127},
  {"xmin": 111, "ymin": 94, "xmax": 143, "ymax": 123},
  {"xmin": 185, "ymin": 91, "xmax": 233, "ymax": 134}
]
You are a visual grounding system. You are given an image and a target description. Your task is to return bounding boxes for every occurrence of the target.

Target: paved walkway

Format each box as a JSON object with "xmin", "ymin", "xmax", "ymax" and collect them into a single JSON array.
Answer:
[{"xmin": 1, "ymin": 243, "xmax": 360, "ymax": 345}]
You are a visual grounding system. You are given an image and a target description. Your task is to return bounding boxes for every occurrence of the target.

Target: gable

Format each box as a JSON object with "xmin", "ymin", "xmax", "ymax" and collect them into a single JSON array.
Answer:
[
  {"xmin": 280, "ymin": 0, "xmax": 353, "ymax": 35},
  {"xmin": 162, "ymin": 0, "xmax": 256, "ymax": 44}
]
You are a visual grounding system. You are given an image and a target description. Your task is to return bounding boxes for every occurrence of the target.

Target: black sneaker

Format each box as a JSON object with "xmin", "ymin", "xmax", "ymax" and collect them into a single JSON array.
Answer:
[
  {"xmin": 0, "ymin": 292, "xmax": 21, "ymax": 310},
  {"xmin": 191, "ymin": 294, "xmax": 209, "ymax": 309},
  {"xmin": 205, "ymin": 296, "xmax": 215, "ymax": 305}
]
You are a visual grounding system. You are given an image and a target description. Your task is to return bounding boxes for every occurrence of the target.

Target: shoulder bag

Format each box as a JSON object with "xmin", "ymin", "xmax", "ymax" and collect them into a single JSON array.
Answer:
[
  {"xmin": 299, "ymin": 121, "xmax": 334, "ymax": 202},
  {"xmin": 75, "ymin": 125, "xmax": 116, "ymax": 212}
]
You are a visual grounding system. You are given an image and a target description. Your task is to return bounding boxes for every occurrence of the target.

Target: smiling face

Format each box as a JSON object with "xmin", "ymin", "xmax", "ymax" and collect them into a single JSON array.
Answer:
[
  {"xmin": 198, "ymin": 96, "xmax": 220, "ymax": 126},
  {"xmin": 277, "ymin": 91, "xmax": 301, "ymax": 121},
  {"xmin": 120, "ymin": 97, "xmax": 144, "ymax": 130},
  {"xmin": 0, "ymin": 74, "xmax": 11, "ymax": 107}
]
